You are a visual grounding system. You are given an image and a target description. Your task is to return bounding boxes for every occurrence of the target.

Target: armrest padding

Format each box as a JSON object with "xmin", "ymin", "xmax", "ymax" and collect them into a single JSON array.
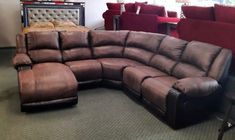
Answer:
[
  {"xmin": 13, "ymin": 53, "xmax": 32, "ymax": 69},
  {"xmin": 173, "ymin": 77, "xmax": 220, "ymax": 97}
]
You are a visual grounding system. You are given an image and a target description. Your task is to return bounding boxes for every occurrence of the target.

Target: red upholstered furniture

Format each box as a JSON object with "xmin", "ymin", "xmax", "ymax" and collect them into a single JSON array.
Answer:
[
  {"xmin": 103, "ymin": 2, "xmax": 179, "ymax": 34},
  {"xmin": 177, "ymin": 4, "xmax": 235, "ymax": 70},
  {"xmin": 13, "ymin": 30, "xmax": 232, "ymax": 129}
]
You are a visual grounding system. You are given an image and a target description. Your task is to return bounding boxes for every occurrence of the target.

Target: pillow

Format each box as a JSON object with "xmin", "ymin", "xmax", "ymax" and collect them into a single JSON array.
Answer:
[
  {"xmin": 214, "ymin": 4, "xmax": 235, "ymax": 24},
  {"xmin": 135, "ymin": 2, "xmax": 147, "ymax": 12},
  {"xmin": 136, "ymin": 6, "xmax": 141, "ymax": 15},
  {"xmin": 125, "ymin": 3, "xmax": 135, "ymax": 12},
  {"xmin": 29, "ymin": 22, "xmax": 54, "ymax": 28},
  {"xmin": 53, "ymin": 21, "xmax": 77, "ymax": 27},
  {"xmin": 182, "ymin": 6, "xmax": 215, "ymax": 20},
  {"xmin": 107, "ymin": 3, "xmax": 121, "ymax": 10},
  {"xmin": 140, "ymin": 4, "xmax": 166, "ymax": 16}
]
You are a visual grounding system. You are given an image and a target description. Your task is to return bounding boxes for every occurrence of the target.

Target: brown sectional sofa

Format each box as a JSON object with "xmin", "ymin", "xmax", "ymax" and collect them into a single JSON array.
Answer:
[{"xmin": 13, "ymin": 30, "xmax": 232, "ymax": 128}]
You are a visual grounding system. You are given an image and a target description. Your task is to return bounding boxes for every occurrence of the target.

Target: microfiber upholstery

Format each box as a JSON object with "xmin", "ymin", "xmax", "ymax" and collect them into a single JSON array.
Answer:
[
  {"xmin": 27, "ymin": 32, "xmax": 62, "ymax": 63},
  {"xmin": 124, "ymin": 31, "xmax": 166, "ymax": 64},
  {"xmin": 149, "ymin": 36, "xmax": 188, "ymax": 74},
  {"xmin": 60, "ymin": 32, "xmax": 92, "ymax": 61},
  {"xmin": 172, "ymin": 41, "xmax": 221, "ymax": 79},
  {"xmin": 14, "ymin": 30, "xmax": 232, "ymax": 128},
  {"xmin": 90, "ymin": 30, "xmax": 129, "ymax": 58}
]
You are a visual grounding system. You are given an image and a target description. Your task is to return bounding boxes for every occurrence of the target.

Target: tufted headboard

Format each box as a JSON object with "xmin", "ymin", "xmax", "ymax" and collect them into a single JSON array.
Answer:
[{"xmin": 22, "ymin": 4, "xmax": 85, "ymax": 27}]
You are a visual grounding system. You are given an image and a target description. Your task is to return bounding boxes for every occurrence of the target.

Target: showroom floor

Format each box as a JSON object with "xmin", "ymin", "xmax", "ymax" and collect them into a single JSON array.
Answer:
[{"xmin": 0, "ymin": 48, "xmax": 235, "ymax": 140}]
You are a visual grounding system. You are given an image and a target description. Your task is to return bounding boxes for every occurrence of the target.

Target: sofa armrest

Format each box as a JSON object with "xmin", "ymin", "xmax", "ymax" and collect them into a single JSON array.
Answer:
[
  {"xmin": 13, "ymin": 53, "xmax": 32, "ymax": 70},
  {"xmin": 158, "ymin": 16, "xmax": 180, "ymax": 24},
  {"xmin": 173, "ymin": 77, "xmax": 220, "ymax": 97}
]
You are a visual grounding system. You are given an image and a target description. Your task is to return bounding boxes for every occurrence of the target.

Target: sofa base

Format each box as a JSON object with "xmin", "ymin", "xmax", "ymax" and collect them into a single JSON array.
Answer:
[{"xmin": 21, "ymin": 96, "xmax": 78, "ymax": 112}]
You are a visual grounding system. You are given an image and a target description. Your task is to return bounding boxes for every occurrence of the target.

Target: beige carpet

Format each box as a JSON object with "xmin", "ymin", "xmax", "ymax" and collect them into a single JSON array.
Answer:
[{"xmin": 0, "ymin": 48, "xmax": 235, "ymax": 140}]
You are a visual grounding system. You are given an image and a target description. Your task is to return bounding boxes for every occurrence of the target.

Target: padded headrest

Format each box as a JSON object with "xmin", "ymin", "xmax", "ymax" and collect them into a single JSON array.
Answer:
[
  {"xmin": 27, "ymin": 32, "xmax": 59, "ymax": 50},
  {"xmin": 60, "ymin": 31, "xmax": 89, "ymax": 49},
  {"xmin": 90, "ymin": 30, "xmax": 129, "ymax": 47}
]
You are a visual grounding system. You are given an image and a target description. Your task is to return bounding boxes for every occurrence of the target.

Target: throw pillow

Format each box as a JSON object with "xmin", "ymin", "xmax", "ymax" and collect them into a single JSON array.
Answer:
[
  {"xmin": 182, "ymin": 6, "xmax": 215, "ymax": 21},
  {"xmin": 135, "ymin": 1, "xmax": 147, "ymax": 12},
  {"xmin": 214, "ymin": 4, "xmax": 235, "ymax": 24}
]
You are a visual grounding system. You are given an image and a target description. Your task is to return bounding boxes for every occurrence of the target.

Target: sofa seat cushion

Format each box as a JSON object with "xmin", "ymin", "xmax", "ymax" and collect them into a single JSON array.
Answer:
[
  {"xmin": 141, "ymin": 76, "xmax": 178, "ymax": 112},
  {"xmin": 66, "ymin": 60, "xmax": 102, "ymax": 82},
  {"xmin": 18, "ymin": 63, "xmax": 77, "ymax": 104},
  {"xmin": 123, "ymin": 66, "xmax": 167, "ymax": 94},
  {"xmin": 97, "ymin": 58, "xmax": 144, "ymax": 81}
]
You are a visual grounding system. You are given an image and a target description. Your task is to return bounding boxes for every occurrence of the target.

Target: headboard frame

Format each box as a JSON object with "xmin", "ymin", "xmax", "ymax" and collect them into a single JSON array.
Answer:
[{"xmin": 22, "ymin": 4, "xmax": 85, "ymax": 27}]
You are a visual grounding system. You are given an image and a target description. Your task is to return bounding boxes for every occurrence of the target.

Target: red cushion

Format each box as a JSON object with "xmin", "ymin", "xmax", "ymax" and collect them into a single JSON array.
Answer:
[
  {"xmin": 135, "ymin": 2, "xmax": 148, "ymax": 12},
  {"xmin": 182, "ymin": 6, "xmax": 215, "ymax": 20},
  {"xmin": 140, "ymin": 4, "xmax": 165, "ymax": 16},
  {"xmin": 107, "ymin": 3, "xmax": 121, "ymax": 10},
  {"xmin": 125, "ymin": 3, "xmax": 135, "ymax": 12},
  {"xmin": 214, "ymin": 4, "xmax": 235, "ymax": 24}
]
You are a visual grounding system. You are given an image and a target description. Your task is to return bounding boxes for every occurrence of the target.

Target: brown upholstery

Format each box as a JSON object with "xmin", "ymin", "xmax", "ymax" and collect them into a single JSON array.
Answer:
[
  {"xmin": 66, "ymin": 60, "xmax": 102, "ymax": 82},
  {"xmin": 142, "ymin": 76, "xmax": 178, "ymax": 112},
  {"xmin": 172, "ymin": 41, "xmax": 221, "ymax": 79},
  {"xmin": 26, "ymin": 32, "xmax": 62, "ymax": 63},
  {"xmin": 98, "ymin": 58, "xmax": 143, "ymax": 81},
  {"xmin": 90, "ymin": 30, "xmax": 129, "ymax": 58},
  {"xmin": 173, "ymin": 77, "xmax": 220, "ymax": 97},
  {"xmin": 16, "ymin": 33, "xmax": 27, "ymax": 53},
  {"xmin": 123, "ymin": 66, "xmax": 167, "ymax": 94},
  {"xmin": 18, "ymin": 63, "xmax": 77, "ymax": 104},
  {"xmin": 149, "ymin": 36, "xmax": 188, "ymax": 74},
  {"xmin": 60, "ymin": 32, "xmax": 92, "ymax": 61},
  {"xmin": 13, "ymin": 53, "xmax": 32, "ymax": 69},
  {"xmin": 124, "ymin": 31, "xmax": 165, "ymax": 64},
  {"xmin": 208, "ymin": 49, "xmax": 232, "ymax": 83},
  {"xmin": 14, "ymin": 30, "xmax": 232, "ymax": 128}
]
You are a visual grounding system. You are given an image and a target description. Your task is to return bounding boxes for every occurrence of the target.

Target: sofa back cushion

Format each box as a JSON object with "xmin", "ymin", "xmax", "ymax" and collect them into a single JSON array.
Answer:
[
  {"xmin": 140, "ymin": 5, "xmax": 166, "ymax": 16},
  {"xmin": 60, "ymin": 32, "xmax": 91, "ymax": 62},
  {"xmin": 172, "ymin": 41, "xmax": 221, "ymax": 79},
  {"xmin": 149, "ymin": 36, "xmax": 188, "ymax": 74},
  {"xmin": 26, "ymin": 32, "xmax": 62, "ymax": 63},
  {"xmin": 125, "ymin": 3, "xmax": 135, "ymax": 12},
  {"xmin": 214, "ymin": 4, "xmax": 235, "ymax": 24},
  {"xmin": 182, "ymin": 6, "xmax": 215, "ymax": 21},
  {"xmin": 107, "ymin": 3, "xmax": 121, "ymax": 10},
  {"xmin": 90, "ymin": 30, "xmax": 129, "ymax": 58},
  {"xmin": 124, "ymin": 31, "xmax": 165, "ymax": 64}
]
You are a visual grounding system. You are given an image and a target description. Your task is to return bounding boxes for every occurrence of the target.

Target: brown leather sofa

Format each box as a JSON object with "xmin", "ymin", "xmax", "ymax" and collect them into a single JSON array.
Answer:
[{"xmin": 13, "ymin": 30, "xmax": 232, "ymax": 128}]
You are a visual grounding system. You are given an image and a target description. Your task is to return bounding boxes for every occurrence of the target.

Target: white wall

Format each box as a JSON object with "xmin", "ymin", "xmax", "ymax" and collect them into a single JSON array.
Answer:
[{"xmin": 0, "ymin": 0, "xmax": 21, "ymax": 47}]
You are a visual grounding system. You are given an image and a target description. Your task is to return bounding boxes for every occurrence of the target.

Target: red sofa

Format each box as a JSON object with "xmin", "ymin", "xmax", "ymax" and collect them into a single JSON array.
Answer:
[
  {"xmin": 177, "ymin": 4, "xmax": 235, "ymax": 71},
  {"xmin": 103, "ymin": 2, "xmax": 179, "ymax": 34}
]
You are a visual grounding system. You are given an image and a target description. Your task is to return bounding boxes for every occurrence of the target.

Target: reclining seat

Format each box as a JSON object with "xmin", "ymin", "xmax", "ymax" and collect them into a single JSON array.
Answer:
[
  {"xmin": 60, "ymin": 32, "xmax": 102, "ymax": 85},
  {"xmin": 13, "ymin": 32, "xmax": 78, "ymax": 111},
  {"xmin": 141, "ymin": 36, "xmax": 188, "ymax": 113},
  {"xmin": 90, "ymin": 30, "xmax": 144, "ymax": 82},
  {"xmin": 123, "ymin": 31, "xmax": 168, "ymax": 96},
  {"xmin": 141, "ymin": 40, "xmax": 232, "ymax": 128}
]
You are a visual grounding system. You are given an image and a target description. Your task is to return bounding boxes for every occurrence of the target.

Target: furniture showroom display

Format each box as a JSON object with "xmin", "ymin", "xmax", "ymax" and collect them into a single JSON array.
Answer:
[
  {"xmin": 103, "ymin": 2, "xmax": 179, "ymax": 35},
  {"xmin": 13, "ymin": 30, "xmax": 232, "ymax": 129},
  {"xmin": 177, "ymin": 4, "xmax": 235, "ymax": 70}
]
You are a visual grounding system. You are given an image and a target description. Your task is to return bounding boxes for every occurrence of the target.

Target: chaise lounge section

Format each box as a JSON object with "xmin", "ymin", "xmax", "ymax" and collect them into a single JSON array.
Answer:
[{"xmin": 13, "ymin": 30, "xmax": 232, "ymax": 128}]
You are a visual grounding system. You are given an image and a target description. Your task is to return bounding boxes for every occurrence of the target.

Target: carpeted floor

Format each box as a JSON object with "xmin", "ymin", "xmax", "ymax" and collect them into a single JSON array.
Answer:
[{"xmin": 0, "ymin": 48, "xmax": 235, "ymax": 140}]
